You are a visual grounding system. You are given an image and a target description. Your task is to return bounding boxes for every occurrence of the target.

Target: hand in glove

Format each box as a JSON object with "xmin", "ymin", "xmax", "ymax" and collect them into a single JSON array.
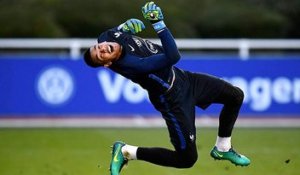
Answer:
[
  {"xmin": 141, "ymin": 2, "xmax": 166, "ymax": 32},
  {"xmin": 118, "ymin": 18, "xmax": 145, "ymax": 34}
]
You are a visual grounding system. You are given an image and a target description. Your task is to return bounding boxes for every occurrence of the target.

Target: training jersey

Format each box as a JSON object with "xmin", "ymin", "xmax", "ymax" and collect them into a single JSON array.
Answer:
[{"xmin": 97, "ymin": 27, "xmax": 181, "ymax": 95}]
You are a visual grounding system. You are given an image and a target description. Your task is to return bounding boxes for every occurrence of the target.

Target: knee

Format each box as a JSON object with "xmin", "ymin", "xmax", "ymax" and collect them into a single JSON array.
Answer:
[
  {"xmin": 177, "ymin": 152, "xmax": 198, "ymax": 168},
  {"xmin": 183, "ymin": 153, "xmax": 198, "ymax": 168},
  {"xmin": 233, "ymin": 86, "xmax": 244, "ymax": 105}
]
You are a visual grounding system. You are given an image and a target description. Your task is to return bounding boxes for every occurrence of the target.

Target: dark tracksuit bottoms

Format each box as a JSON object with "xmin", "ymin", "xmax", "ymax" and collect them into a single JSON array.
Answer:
[{"xmin": 137, "ymin": 67, "xmax": 244, "ymax": 168}]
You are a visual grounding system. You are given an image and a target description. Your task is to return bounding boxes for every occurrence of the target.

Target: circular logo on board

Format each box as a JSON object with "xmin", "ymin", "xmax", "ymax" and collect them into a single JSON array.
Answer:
[{"xmin": 37, "ymin": 67, "xmax": 74, "ymax": 105}]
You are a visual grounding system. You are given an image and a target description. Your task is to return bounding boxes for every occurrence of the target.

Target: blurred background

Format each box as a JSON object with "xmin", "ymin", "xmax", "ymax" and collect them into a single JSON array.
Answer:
[
  {"xmin": 0, "ymin": 0, "xmax": 300, "ymax": 175},
  {"xmin": 0, "ymin": 0, "xmax": 300, "ymax": 38}
]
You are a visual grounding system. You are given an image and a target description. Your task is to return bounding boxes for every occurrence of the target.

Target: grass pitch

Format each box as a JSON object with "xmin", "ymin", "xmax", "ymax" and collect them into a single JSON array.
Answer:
[{"xmin": 0, "ymin": 127, "xmax": 299, "ymax": 175}]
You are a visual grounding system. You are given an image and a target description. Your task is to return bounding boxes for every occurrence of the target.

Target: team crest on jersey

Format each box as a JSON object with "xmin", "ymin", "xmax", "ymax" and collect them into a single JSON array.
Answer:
[
  {"xmin": 133, "ymin": 37, "xmax": 142, "ymax": 47},
  {"xmin": 145, "ymin": 40, "xmax": 158, "ymax": 54},
  {"xmin": 132, "ymin": 36, "xmax": 158, "ymax": 54}
]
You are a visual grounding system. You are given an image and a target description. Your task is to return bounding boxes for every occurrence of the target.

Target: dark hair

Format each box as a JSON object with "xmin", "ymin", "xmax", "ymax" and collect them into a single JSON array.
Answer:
[{"xmin": 83, "ymin": 48, "xmax": 101, "ymax": 68}]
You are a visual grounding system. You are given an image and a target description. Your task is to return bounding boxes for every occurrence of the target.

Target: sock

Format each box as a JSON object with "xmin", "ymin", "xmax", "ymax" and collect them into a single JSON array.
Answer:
[
  {"xmin": 122, "ymin": 144, "xmax": 138, "ymax": 160},
  {"xmin": 215, "ymin": 136, "xmax": 231, "ymax": 152}
]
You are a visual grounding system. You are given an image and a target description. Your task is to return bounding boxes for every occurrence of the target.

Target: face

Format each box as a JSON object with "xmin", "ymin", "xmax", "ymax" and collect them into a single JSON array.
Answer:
[{"xmin": 89, "ymin": 41, "xmax": 122, "ymax": 67}]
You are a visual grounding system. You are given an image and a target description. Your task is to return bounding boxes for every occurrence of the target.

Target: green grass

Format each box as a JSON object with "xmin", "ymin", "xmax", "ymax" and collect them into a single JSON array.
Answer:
[{"xmin": 0, "ymin": 128, "xmax": 299, "ymax": 175}]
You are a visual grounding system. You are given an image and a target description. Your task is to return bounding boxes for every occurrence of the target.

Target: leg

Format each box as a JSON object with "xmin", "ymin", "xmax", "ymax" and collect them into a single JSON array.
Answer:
[
  {"xmin": 210, "ymin": 84, "xmax": 250, "ymax": 166},
  {"xmin": 132, "ymin": 70, "xmax": 198, "ymax": 168},
  {"xmin": 109, "ymin": 141, "xmax": 197, "ymax": 172},
  {"xmin": 137, "ymin": 143, "xmax": 197, "ymax": 168},
  {"xmin": 188, "ymin": 72, "xmax": 250, "ymax": 166},
  {"xmin": 111, "ymin": 71, "xmax": 199, "ymax": 173},
  {"xmin": 213, "ymin": 83, "xmax": 244, "ymax": 137},
  {"xmin": 137, "ymin": 101, "xmax": 198, "ymax": 168},
  {"xmin": 191, "ymin": 73, "xmax": 243, "ymax": 145},
  {"xmin": 112, "ymin": 108, "xmax": 198, "ymax": 172}
]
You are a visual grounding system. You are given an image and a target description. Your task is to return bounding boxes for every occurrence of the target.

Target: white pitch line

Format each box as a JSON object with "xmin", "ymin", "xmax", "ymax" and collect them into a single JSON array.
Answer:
[{"xmin": 0, "ymin": 116, "xmax": 300, "ymax": 128}]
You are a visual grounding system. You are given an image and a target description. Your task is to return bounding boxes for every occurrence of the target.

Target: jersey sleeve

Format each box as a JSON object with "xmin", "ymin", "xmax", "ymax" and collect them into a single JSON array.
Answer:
[
  {"xmin": 157, "ymin": 28, "xmax": 181, "ymax": 63},
  {"xmin": 138, "ymin": 28, "xmax": 181, "ymax": 72},
  {"xmin": 115, "ymin": 54, "xmax": 175, "ymax": 74},
  {"xmin": 119, "ymin": 28, "xmax": 181, "ymax": 73}
]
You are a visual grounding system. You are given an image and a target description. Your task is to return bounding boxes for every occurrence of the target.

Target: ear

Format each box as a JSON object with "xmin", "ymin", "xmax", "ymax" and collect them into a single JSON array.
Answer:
[{"xmin": 103, "ymin": 62, "xmax": 112, "ymax": 67}]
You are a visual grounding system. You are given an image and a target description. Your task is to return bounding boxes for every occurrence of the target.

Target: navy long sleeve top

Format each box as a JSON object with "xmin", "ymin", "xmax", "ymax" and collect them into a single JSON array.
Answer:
[{"xmin": 97, "ymin": 27, "xmax": 181, "ymax": 95}]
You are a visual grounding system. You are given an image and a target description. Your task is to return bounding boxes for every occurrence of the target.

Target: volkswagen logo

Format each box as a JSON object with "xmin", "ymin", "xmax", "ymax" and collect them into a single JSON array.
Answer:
[{"xmin": 37, "ymin": 67, "xmax": 74, "ymax": 105}]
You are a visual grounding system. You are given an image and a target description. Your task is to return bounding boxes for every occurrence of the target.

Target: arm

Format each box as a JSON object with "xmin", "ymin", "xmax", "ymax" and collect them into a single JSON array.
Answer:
[
  {"xmin": 113, "ymin": 53, "xmax": 175, "ymax": 74},
  {"xmin": 137, "ymin": 28, "xmax": 181, "ymax": 72},
  {"xmin": 114, "ymin": 29, "xmax": 180, "ymax": 74},
  {"xmin": 114, "ymin": 2, "xmax": 180, "ymax": 74},
  {"xmin": 141, "ymin": 2, "xmax": 181, "ymax": 65},
  {"xmin": 157, "ymin": 28, "xmax": 181, "ymax": 63}
]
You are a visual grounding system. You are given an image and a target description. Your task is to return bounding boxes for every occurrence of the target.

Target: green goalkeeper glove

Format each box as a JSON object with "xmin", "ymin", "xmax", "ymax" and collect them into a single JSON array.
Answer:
[
  {"xmin": 142, "ymin": 1, "xmax": 164, "ymax": 22},
  {"xmin": 141, "ymin": 1, "xmax": 166, "ymax": 32},
  {"xmin": 118, "ymin": 18, "xmax": 145, "ymax": 34}
]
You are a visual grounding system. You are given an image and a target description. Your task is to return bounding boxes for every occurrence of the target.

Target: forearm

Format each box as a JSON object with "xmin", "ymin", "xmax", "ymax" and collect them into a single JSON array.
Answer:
[
  {"xmin": 142, "ymin": 2, "xmax": 180, "ymax": 64},
  {"xmin": 157, "ymin": 28, "xmax": 181, "ymax": 64},
  {"xmin": 118, "ymin": 54, "xmax": 173, "ymax": 74}
]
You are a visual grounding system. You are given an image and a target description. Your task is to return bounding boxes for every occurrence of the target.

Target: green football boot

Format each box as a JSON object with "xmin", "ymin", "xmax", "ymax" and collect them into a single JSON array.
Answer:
[
  {"xmin": 110, "ymin": 141, "xmax": 128, "ymax": 175},
  {"xmin": 210, "ymin": 146, "xmax": 250, "ymax": 166}
]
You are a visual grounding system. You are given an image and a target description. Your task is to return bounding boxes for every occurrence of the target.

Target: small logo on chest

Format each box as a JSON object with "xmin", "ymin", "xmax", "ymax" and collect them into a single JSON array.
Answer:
[{"xmin": 128, "ymin": 44, "xmax": 135, "ymax": 52}]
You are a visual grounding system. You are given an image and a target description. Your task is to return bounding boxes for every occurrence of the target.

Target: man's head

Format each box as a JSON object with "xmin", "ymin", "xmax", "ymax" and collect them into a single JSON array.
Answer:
[{"xmin": 84, "ymin": 41, "xmax": 122, "ymax": 68}]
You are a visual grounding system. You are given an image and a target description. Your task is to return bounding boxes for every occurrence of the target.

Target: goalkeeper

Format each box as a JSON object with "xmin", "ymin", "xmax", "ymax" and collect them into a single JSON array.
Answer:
[{"xmin": 83, "ymin": 2, "xmax": 250, "ymax": 175}]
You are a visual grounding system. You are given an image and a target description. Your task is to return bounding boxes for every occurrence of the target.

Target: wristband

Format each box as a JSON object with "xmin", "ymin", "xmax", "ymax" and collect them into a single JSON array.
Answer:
[{"xmin": 152, "ymin": 21, "xmax": 166, "ymax": 33}]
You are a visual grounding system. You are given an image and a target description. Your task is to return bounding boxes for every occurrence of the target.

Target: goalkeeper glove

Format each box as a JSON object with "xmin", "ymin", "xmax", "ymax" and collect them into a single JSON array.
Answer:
[
  {"xmin": 118, "ymin": 18, "xmax": 145, "ymax": 34},
  {"xmin": 141, "ymin": 1, "xmax": 166, "ymax": 32}
]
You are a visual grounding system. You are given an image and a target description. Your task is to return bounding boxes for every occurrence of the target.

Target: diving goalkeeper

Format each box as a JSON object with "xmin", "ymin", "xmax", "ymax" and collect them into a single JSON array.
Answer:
[{"xmin": 83, "ymin": 2, "xmax": 250, "ymax": 175}]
